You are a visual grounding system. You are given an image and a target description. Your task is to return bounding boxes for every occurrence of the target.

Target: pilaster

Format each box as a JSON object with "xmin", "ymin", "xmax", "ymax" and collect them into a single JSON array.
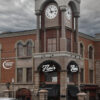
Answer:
[
  {"xmin": 74, "ymin": 16, "xmax": 79, "ymax": 53},
  {"xmin": 60, "ymin": 6, "xmax": 67, "ymax": 51},
  {"xmin": 35, "ymin": 10, "xmax": 41, "ymax": 53},
  {"xmin": 34, "ymin": 71, "xmax": 40, "ymax": 91},
  {"xmin": 60, "ymin": 6, "xmax": 66, "ymax": 38},
  {"xmin": 60, "ymin": 71, "xmax": 67, "ymax": 100}
]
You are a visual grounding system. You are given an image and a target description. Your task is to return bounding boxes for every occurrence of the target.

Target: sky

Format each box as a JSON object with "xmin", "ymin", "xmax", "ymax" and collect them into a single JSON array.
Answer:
[{"xmin": 0, "ymin": 0, "xmax": 100, "ymax": 36}]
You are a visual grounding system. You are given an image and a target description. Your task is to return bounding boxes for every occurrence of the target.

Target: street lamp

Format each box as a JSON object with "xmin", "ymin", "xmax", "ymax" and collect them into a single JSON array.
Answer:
[
  {"xmin": 5, "ymin": 82, "xmax": 11, "ymax": 97},
  {"xmin": 12, "ymin": 78, "xmax": 15, "ymax": 98}
]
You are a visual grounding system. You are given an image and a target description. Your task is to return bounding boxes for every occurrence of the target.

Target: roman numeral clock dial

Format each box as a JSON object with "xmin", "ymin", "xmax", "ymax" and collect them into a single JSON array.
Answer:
[
  {"xmin": 65, "ymin": 6, "xmax": 72, "ymax": 28},
  {"xmin": 45, "ymin": 4, "xmax": 58, "ymax": 19}
]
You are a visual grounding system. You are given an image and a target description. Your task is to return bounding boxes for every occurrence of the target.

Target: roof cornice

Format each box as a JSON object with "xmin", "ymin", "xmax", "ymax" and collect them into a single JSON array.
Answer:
[{"xmin": 0, "ymin": 29, "xmax": 37, "ymax": 38}]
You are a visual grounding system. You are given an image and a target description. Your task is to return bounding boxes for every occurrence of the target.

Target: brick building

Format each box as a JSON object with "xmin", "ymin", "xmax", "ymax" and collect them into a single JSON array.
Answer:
[{"xmin": 0, "ymin": 0, "xmax": 100, "ymax": 100}]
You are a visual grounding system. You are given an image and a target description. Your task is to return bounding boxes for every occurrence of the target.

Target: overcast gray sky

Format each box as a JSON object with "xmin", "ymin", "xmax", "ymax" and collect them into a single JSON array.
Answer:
[{"xmin": 0, "ymin": 0, "xmax": 100, "ymax": 36}]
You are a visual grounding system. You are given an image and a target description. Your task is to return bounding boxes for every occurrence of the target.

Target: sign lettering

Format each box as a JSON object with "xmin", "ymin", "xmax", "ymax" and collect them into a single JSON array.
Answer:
[
  {"xmin": 3, "ymin": 60, "xmax": 14, "ymax": 69},
  {"xmin": 70, "ymin": 65, "xmax": 78, "ymax": 73},
  {"xmin": 42, "ymin": 64, "xmax": 56, "ymax": 72}
]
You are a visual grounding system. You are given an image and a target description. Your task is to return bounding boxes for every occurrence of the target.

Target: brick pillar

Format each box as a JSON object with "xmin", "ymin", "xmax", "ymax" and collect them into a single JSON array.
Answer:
[
  {"xmin": 39, "ymin": 90, "xmax": 48, "ymax": 100},
  {"xmin": 34, "ymin": 71, "xmax": 40, "ymax": 92},
  {"xmin": 60, "ymin": 71, "xmax": 67, "ymax": 100},
  {"xmin": 77, "ymin": 92, "xmax": 87, "ymax": 100}
]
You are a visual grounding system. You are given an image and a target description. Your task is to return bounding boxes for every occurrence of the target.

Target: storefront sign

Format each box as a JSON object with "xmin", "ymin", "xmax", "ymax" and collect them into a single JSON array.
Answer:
[
  {"xmin": 3, "ymin": 60, "xmax": 14, "ymax": 69},
  {"xmin": 42, "ymin": 64, "xmax": 56, "ymax": 72},
  {"xmin": 70, "ymin": 65, "xmax": 79, "ymax": 73}
]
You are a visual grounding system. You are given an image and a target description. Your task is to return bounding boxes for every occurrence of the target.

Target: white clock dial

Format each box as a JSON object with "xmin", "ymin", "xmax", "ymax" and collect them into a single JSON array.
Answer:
[
  {"xmin": 65, "ymin": 6, "xmax": 72, "ymax": 20},
  {"xmin": 45, "ymin": 4, "xmax": 58, "ymax": 19}
]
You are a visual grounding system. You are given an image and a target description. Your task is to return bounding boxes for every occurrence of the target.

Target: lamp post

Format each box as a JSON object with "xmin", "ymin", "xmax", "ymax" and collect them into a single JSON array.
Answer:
[
  {"xmin": 6, "ymin": 82, "xmax": 11, "ymax": 97},
  {"xmin": 12, "ymin": 78, "xmax": 14, "ymax": 98}
]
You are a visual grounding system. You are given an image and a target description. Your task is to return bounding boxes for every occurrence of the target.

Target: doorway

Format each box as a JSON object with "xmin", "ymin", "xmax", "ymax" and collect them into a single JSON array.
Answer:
[{"xmin": 16, "ymin": 88, "xmax": 31, "ymax": 100}]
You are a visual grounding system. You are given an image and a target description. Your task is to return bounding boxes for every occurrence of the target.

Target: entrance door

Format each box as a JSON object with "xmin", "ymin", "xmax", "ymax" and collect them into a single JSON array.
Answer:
[
  {"xmin": 16, "ymin": 88, "xmax": 31, "ymax": 100},
  {"xmin": 40, "ymin": 84, "xmax": 60, "ymax": 100},
  {"xmin": 38, "ymin": 60, "xmax": 61, "ymax": 100}
]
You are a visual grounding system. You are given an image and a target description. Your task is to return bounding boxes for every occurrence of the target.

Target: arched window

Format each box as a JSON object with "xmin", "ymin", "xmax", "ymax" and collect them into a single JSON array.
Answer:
[
  {"xmin": 80, "ymin": 43, "xmax": 84, "ymax": 57},
  {"xmin": 17, "ymin": 42, "xmax": 24, "ymax": 57},
  {"xmin": 26, "ymin": 41, "xmax": 32, "ymax": 56},
  {"xmin": 89, "ymin": 46, "xmax": 93, "ymax": 59}
]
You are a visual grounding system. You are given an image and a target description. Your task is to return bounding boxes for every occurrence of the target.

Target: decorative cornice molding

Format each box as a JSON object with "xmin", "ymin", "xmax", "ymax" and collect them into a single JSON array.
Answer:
[
  {"xmin": 0, "ymin": 29, "xmax": 37, "ymax": 38},
  {"xmin": 33, "ymin": 51, "xmax": 81, "ymax": 59}
]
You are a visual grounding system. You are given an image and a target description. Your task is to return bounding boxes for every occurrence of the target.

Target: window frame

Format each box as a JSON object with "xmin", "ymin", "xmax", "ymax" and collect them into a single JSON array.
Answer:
[
  {"xmin": 16, "ymin": 67, "xmax": 33, "ymax": 83},
  {"xmin": 89, "ymin": 69, "xmax": 94, "ymax": 83},
  {"xmin": 88, "ymin": 46, "xmax": 94, "ymax": 59},
  {"xmin": 47, "ymin": 38, "xmax": 57, "ymax": 52},
  {"xmin": 16, "ymin": 40, "xmax": 33, "ymax": 58},
  {"xmin": 80, "ymin": 43, "xmax": 84, "ymax": 57}
]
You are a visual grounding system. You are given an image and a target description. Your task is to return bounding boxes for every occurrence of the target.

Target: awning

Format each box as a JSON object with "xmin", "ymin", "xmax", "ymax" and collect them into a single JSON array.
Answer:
[
  {"xmin": 68, "ymin": 85, "xmax": 79, "ymax": 97},
  {"xmin": 80, "ymin": 84, "xmax": 98, "ymax": 90}
]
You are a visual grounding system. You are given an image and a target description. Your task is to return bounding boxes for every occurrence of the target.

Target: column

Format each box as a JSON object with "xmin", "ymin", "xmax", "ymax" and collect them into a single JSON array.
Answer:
[
  {"xmin": 44, "ymin": 29, "xmax": 46, "ymax": 52},
  {"xmin": 39, "ymin": 90, "xmax": 48, "ymax": 100},
  {"xmin": 60, "ymin": 6, "xmax": 67, "ymax": 51},
  {"xmin": 74, "ymin": 16, "xmax": 79, "ymax": 53},
  {"xmin": 35, "ymin": 10, "xmax": 41, "ymax": 53},
  {"xmin": 60, "ymin": 71, "xmax": 67, "ymax": 100},
  {"xmin": 71, "ymin": 31, "xmax": 74, "ymax": 52},
  {"xmin": 34, "ymin": 71, "xmax": 40, "ymax": 95},
  {"xmin": 57, "ymin": 29, "xmax": 60, "ymax": 51}
]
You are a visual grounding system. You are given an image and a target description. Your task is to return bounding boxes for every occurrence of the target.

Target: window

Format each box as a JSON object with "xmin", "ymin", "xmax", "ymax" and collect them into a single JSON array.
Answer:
[
  {"xmin": 45, "ymin": 72, "xmax": 57, "ymax": 82},
  {"xmin": 80, "ymin": 68, "xmax": 84, "ymax": 83},
  {"xmin": 89, "ymin": 46, "xmax": 93, "ymax": 59},
  {"xmin": 89, "ymin": 69, "xmax": 93, "ymax": 83},
  {"xmin": 48, "ymin": 38, "xmax": 56, "ymax": 52},
  {"xmin": 26, "ymin": 68, "xmax": 32, "ymax": 83},
  {"xmin": 17, "ymin": 41, "xmax": 32, "ymax": 57},
  {"xmin": 17, "ymin": 67, "xmax": 32, "ymax": 83},
  {"xmin": 67, "ymin": 38, "xmax": 71, "ymax": 52},
  {"xmin": 80, "ymin": 43, "xmax": 84, "ymax": 57},
  {"xmin": 26, "ymin": 41, "xmax": 32, "ymax": 56},
  {"xmin": 17, "ymin": 43, "xmax": 24, "ymax": 57},
  {"xmin": 67, "ymin": 73, "xmax": 78, "ymax": 84},
  {"xmin": 17, "ymin": 68, "xmax": 23, "ymax": 83}
]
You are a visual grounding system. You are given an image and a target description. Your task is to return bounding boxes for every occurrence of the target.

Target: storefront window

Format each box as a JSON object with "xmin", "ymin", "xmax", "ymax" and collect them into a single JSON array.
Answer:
[
  {"xmin": 45, "ymin": 72, "xmax": 57, "ymax": 82},
  {"xmin": 67, "ymin": 61, "xmax": 79, "ymax": 84}
]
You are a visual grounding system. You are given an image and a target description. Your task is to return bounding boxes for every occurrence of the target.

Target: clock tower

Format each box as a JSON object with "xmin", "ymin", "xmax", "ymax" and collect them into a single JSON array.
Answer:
[
  {"xmin": 34, "ymin": 1, "xmax": 81, "ymax": 100},
  {"xmin": 35, "ymin": 0, "xmax": 81, "ymax": 53}
]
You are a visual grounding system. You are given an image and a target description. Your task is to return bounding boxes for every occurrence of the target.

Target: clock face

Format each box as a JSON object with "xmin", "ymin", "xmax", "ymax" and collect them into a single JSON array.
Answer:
[
  {"xmin": 45, "ymin": 4, "xmax": 58, "ymax": 19},
  {"xmin": 65, "ymin": 6, "xmax": 72, "ymax": 20}
]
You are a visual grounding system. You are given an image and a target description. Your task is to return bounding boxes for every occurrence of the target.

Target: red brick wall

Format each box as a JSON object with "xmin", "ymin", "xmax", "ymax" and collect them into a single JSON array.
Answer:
[
  {"xmin": 0, "ymin": 34, "xmax": 36, "ymax": 83},
  {"xmin": 94, "ymin": 41, "xmax": 100, "ymax": 60},
  {"xmin": 79, "ymin": 36, "xmax": 95, "ymax": 83}
]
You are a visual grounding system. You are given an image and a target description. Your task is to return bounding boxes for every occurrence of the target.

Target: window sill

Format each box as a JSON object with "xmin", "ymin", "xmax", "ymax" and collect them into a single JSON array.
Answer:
[
  {"xmin": 14, "ymin": 82, "xmax": 33, "ymax": 85},
  {"xmin": 17, "ymin": 56, "xmax": 32, "ymax": 59},
  {"xmin": 45, "ymin": 82, "xmax": 58, "ymax": 84}
]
